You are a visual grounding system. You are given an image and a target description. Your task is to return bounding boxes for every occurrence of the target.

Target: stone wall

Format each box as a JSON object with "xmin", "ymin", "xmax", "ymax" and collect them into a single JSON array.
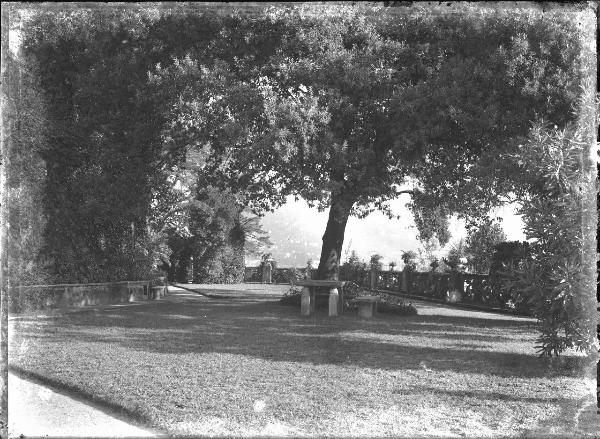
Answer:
[{"xmin": 9, "ymin": 281, "xmax": 153, "ymax": 313}]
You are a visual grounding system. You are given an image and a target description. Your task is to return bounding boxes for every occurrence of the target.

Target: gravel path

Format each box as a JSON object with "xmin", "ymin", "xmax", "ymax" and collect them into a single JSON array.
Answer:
[
  {"xmin": 171, "ymin": 282, "xmax": 290, "ymax": 297},
  {"xmin": 9, "ymin": 373, "xmax": 162, "ymax": 438}
]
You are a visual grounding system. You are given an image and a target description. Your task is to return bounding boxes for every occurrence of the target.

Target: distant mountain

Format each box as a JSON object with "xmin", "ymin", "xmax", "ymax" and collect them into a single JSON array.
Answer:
[
  {"xmin": 247, "ymin": 196, "xmax": 525, "ymax": 269},
  {"xmin": 248, "ymin": 197, "xmax": 421, "ymax": 267}
]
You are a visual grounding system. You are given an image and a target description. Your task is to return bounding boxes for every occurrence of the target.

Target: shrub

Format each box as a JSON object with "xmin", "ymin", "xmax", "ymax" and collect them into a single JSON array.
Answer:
[
  {"xmin": 490, "ymin": 241, "xmax": 531, "ymax": 272},
  {"xmin": 502, "ymin": 114, "xmax": 597, "ymax": 356},
  {"xmin": 278, "ymin": 286, "xmax": 302, "ymax": 306},
  {"xmin": 401, "ymin": 251, "xmax": 417, "ymax": 272},
  {"xmin": 464, "ymin": 221, "xmax": 507, "ymax": 274},
  {"xmin": 272, "ymin": 268, "xmax": 303, "ymax": 284},
  {"xmin": 488, "ymin": 241, "xmax": 532, "ymax": 311},
  {"xmin": 340, "ymin": 256, "xmax": 368, "ymax": 285},
  {"xmin": 369, "ymin": 254, "xmax": 384, "ymax": 270},
  {"xmin": 342, "ymin": 281, "xmax": 365, "ymax": 301},
  {"xmin": 378, "ymin": 301, "xmax": 418, "ymax": 316},
  {"xmin": 345, "ymin": 282, "xmax": 419, "ymax": 316}
]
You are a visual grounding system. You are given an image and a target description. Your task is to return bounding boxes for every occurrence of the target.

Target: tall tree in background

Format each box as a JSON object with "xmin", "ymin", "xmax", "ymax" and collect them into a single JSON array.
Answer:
[
  {"xmin": 237, "ymin": 212, "xmax": 273, "ymax": 261},
  {"xmin": 152, "ymin": 144, "xmax": 272, "ymax": 283},
  {"xmin": 464, "ymin": 221, "xmax": 507, "ymax": 274},
  {"xmin": 443, "ymin": 239, "xmax": 467, "ymax": 271},
  {"xmin": 401, "ymin": 250, "xmax": 418, "ymax": 272},
  {"xmin": 152, "ymin": 4, "xmax": 584, "ymax": 282}
]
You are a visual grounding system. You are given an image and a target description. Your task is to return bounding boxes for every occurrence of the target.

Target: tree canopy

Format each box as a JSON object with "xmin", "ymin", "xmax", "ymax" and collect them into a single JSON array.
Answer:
[{"xmin": 150, "ymin": 4, "xmax": 585, "ymax": 279}]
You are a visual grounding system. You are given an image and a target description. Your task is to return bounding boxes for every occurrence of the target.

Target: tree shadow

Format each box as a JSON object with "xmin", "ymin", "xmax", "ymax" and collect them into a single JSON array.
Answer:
[
  {"xmin": 407, "ymin": 385, "xmax": 581, "ymax": 405},
  {"xmin": 10, "ymin": 291, "xmax": 591, "ymax": 380}
]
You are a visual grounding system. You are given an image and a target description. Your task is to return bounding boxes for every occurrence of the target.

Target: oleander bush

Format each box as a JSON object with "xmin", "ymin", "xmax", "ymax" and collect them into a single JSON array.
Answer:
[{"xmin": 501, "ymin": 110, "xmax": 597, "ymax": 356}]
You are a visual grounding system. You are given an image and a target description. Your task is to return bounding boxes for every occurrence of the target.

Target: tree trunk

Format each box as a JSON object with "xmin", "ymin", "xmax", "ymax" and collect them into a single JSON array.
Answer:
[{"xmin": 316, "ymin": 191, "xmax": 355, "ymax": 280}]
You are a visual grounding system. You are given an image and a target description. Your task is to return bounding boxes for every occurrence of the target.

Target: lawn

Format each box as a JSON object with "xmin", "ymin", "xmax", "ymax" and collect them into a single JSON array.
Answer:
[{"xmin": 9, "ymin": 284, "xmax": 597, "ymax": 438}]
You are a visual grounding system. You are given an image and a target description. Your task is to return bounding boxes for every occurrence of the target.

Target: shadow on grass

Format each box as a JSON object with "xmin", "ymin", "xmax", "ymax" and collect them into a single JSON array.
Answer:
[
  {"xmin": 11, "ymin": 291, "xmax": 591, "ymax": 380},
  {"xmin": 409, "ymin": 385, "xmax": 571, "ymax": 404}
]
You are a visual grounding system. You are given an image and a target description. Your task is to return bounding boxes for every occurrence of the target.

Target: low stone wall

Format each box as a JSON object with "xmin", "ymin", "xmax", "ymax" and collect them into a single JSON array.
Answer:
[
  {"xmin": 9, "ymin": 281, "xmax": 153, "ymax": 313},
  {"xmin": 243, "ymin": 266, "xmax": 315, "ymax": 283}
]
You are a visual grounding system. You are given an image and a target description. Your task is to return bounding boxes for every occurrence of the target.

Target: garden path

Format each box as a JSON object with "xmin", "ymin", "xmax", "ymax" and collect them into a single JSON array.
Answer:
[{"xmin": 8, "ymin": 372, "xmax": 164, "ymax": 438}]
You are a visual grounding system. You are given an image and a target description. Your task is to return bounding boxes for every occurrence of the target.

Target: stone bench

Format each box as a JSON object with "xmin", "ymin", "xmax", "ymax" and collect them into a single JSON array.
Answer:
[
  {"xmin": 150, "ymin": 285, "xmax": 167, "ymax": 300},
  {"xmin": 353, "ymin": 295, "xmax": 380, "ymax": 318},
  {"xmin": 292, "ymin": 279, "xmax": 346, "ymax": 317}
]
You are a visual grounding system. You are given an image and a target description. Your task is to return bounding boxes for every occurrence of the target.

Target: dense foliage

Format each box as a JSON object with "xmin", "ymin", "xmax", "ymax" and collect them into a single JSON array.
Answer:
[
  {"xmin": 19, "ymin": 10, "xmax": 168, "ymax": 282},
  {"xmin": 490, "ymin": 241, "xmax": 530, "ymax": 270},
  {"xmin": 486, "ymin": 241, "xmax": 532, "ymax": 312},
  {"xmin": 17, "ymin": 9, "xmax": 272, "ymax": 283},
  {"xmin": 501, "ymin": 112, "xmax": 597, "ymax": 355},
  {"xmin": 497, "ymin": 14, "xmax": 597, "ymax": 355},
  {"xmin": 20, "ymin": 4, "xmax": 584, "ymax": 283},
  {"xmin": 5, "ymin": 53, "xmax": 51, "ymax": 286},
  {"xmin": 149, "ymin": 4, "xmax": 585, "ymax": 281}
]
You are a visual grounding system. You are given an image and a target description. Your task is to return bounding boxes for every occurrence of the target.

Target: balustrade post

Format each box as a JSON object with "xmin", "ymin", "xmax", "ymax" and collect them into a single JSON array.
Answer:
[
  {"xmin": 328, "ymin": 288, "xmax": 339, "ymax": 317},
  {"xmin": 262, "ymin": 261, "xmax": 273, "ymax": 284},
  {"xmin": 455, "ymin": 272, "xmax": 465, "ymax": 294},
  {"xmin": 370, "ymin": 267, "xmax": 377, "ymax": 290},
  {"xmin": 427, "ymin": 271, "xmax": 433, "ymax": 295},
  {"xmin": 300, "ymin": 287, "xmax": 311, "ymax": 316}
]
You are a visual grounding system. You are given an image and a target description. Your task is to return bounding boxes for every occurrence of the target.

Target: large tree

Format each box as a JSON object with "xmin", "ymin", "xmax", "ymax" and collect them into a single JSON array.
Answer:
[{"xmin": 152, "ymin": 4, "xmax": 584, "ymax": 280}]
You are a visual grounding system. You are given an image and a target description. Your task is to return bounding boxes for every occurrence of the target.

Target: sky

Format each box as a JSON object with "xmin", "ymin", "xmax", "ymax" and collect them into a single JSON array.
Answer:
[{"xmin": 251, "ymin": 195, "xmax": 526, "ymax": 268}]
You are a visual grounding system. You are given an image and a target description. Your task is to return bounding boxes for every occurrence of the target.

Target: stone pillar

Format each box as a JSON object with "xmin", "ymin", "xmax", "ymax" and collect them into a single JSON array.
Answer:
[
  {"xmin": 328, "ymin": 288, "xmax": 339, "ymax": 317},
  {"xmin": 370, "ymin": 267, "xmax": 377, "ymax": 290},
  {"xmin": 427, "ymin": 272, "xmax": 433, "ymax": 294},
  {"xmin": 358, "ymin": 301, "xmax": 375, "ymax": 319},
  {"xmin": 262, "ymin": 262, "xmax": 272, "ymax": 284},
  {"xmin": 158, "ymin": 277, "xmax": 167, "ymax": 298},
  {"xmin": 457, "ymin": 272, "xmax": 465, "ymax": 295},
  {"xmin": 300, "ymin": 287, "xmax": 311, "ymax": 316}
]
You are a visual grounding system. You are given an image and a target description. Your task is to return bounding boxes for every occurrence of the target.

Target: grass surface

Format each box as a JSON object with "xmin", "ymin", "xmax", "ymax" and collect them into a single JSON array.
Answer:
[{"xmin": 9, "ymin": 284, "xmax": 597, "ymax": 438}]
